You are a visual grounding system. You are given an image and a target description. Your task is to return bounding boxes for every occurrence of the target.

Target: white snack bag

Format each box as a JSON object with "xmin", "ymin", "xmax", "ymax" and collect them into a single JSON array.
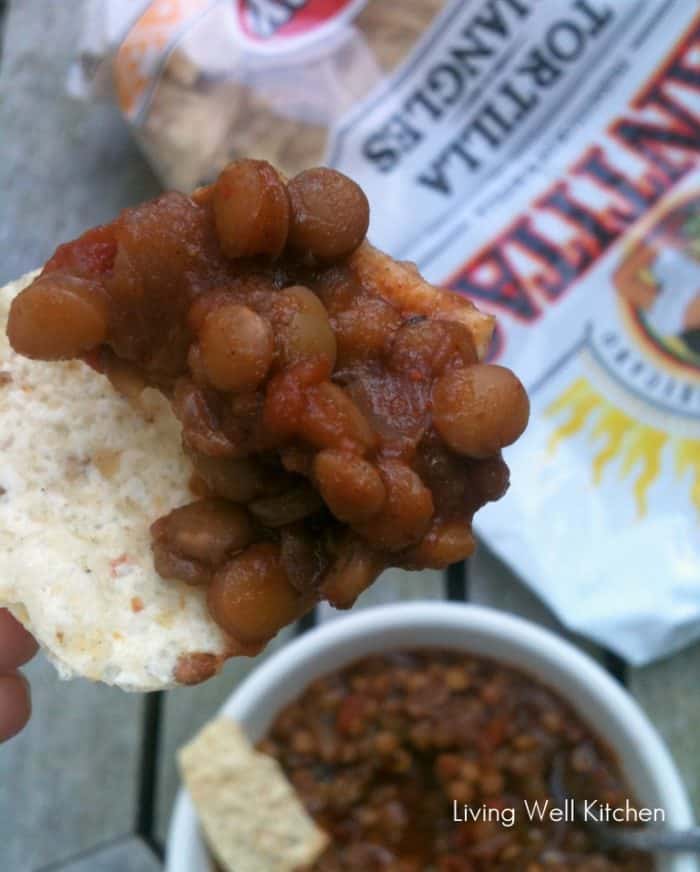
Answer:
[
  {"xmin": 69, "ymin": 0, "xmax": 444, "ymax": 191},
  {"xmin": 71, "ymin": 0, "xmax": 700, "ymax": 663}
]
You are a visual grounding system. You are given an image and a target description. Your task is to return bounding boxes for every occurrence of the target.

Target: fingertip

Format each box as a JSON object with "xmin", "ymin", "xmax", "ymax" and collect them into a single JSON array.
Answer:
[
  {"xmin": 0, "ymin": 672, "xmax": 31, "ymax": 743},
  {"xmin": 0, "ymin": 608, "xmax": 38, "ymax": 669}
]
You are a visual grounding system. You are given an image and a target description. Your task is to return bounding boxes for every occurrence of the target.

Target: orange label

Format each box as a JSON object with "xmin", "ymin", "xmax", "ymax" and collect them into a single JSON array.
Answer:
[{"xmin": 115, "ymin": 0, "xmax": 211, "ymax": 118}]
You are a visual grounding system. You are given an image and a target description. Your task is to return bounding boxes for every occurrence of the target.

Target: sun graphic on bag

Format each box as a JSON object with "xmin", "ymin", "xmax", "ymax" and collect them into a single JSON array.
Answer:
[
  {"xmin": 545, "ymin": 194, "xmax": 700, "ymax": 518},
  {"xmin": 613, "ymin": 192, "xmax": 700, "ymax": 376},
  {"xmin": 546, "ymin": 378, "xmax": 699, "ymax": 516}
]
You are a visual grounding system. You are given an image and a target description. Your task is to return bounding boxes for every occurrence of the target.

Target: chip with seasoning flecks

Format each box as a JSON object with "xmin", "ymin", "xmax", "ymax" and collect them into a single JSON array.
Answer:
[
  {"xmin": 178, "ymin": 718, "xmax": 328, "ymax": 872},
  {"xmin": 0, "ymin": 273, "xmax": 236, "ymax": 690}
]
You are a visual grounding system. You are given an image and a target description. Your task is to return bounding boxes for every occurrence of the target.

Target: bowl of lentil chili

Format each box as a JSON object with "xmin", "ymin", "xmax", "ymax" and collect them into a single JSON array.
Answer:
[{"xmin": 167, "ymin": 602, "xmax": 696, "ymax": 871}]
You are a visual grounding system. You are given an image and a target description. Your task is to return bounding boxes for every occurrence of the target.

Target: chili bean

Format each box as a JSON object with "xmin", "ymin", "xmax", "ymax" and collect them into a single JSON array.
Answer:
[
  {"xmin": 479, "ymin": 771, "xmax": 504, "ymax": 796},
  {"xmin": 271, "ymin": 285, "xmax": 336, "ymax": 368},
  {"xmin": 313, "ymin": 265, "xmax": 364, "ymax": 315},
  {"xmin": 280, "ymin": 446, "xmax": 314, "ymax": 477},
  {"xmin": 186, "ymin": 450, "xmax": 269, "ymax": 502},
  {"xmin": 321, "ymin": 537, "xmax": 385, "ymax": 609},
  {"xmin": 313, "ymin": 450, "xmax": 386, "ymax": 523},
  {"xmin": 407, "ymin": 521, "xmax": 476, "ymax": 568},
  {"xmin": 262, "ymin": 359, "xmax": 329, "ymax": 445},
  {"xmin": 354, "ymin": 461, "xmax": 434, "ymax": 551},
  {"xmin": 287, "ymin": 168, "xmax": 369, "ymax": 260},
  {"xmin": 99, "ymin": 350, "xmax": 147, "ymax": 402},
  {"xmin": 432, "ymin": 365, "xmax": 530, "ymax": 458},
  {"xmin": 8, "ymin": 275, "xmax": 107, "ymax": 360},
  {"xmin": 333, "ymin": 295, "xmax": 402, "ymax": 363},
  {"xmin": 249, "ymin": 484, "xmax": 323, "ymax": 527},
  {"xmin": 152, "ymin": 498, "xmax": 252, "ymax": 565},
  {"xmin": 197, "ymin": 303, "xmax": 273, "ymax": 393},
  {"xmin": 172, "ymin": 379, "xmax": 237, "ymax": 457},
  {"xmin": 448, "ymin": 780, "xmax": 475, "ymax": 804},
  {"xmin": 388, "ymin": 318, "xmax": 477, "ymax": 377},
  {"xmin": 280, "ymin": 526, "xmax": 325, "ymax": 593},
  {"xmin": 187, "ymin": 288, "xmax": 237, "ymax": 336},
  {"xmin": 151, "ymin": 541, "xmax": 210, "ymax": 586},
  {"xmin": 301, "ymin": 382, "xmax": 376, "ymax": 453},
  {"xmin": 207, "ymin": 543, "xmax": 314, "ymax": 643},
  {"xmin": 190, "ymin": 184, "xmax": 214, "ymax": 207},
  {"xmin": 467, "ymin": 454, "xmax": 511, "ymax": 505},
  {"xmin": 225, "ymin": 390, "xmax": 266, "ymax": 456},
  {"xmin": 213, "ymin": 159, "xmax": 290, "ymax": 259}
]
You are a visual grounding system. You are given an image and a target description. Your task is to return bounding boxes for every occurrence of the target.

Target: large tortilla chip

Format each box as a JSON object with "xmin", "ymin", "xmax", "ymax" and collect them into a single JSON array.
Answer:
[
  {"xmin": 0, "ymin": 273, "xmax": 229, "ymax": 690},
  {"xmin": 350, "ymin": 242, "xmax": 494, "ymax": 359},
  {"xmin": 0, "ymin": 249, "xmax": 495, "ymax": 689},
  {"xmin": 179, "ymin": 718, "xmax": 328, "ymax": 872}
]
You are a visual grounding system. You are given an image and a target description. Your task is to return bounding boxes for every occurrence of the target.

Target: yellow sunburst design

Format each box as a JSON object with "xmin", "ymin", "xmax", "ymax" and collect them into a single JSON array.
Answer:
[
  {"xmin": 546, "ymin": 378, "xmax": 699, "ymax": 516},
  {"xmin": 677, "ymin": 439, "xmax": 700, "ymax": 511}
]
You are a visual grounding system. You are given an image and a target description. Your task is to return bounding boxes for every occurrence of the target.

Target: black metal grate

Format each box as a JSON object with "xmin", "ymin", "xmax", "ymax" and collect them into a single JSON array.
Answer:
[
  {"xmin": 603, "ymin": 649, "xmax": 628, "ymax": 686},
  {"xmin": 136, "ymin": 692, "xmax": 165, "ymax": 860},
  {"xmin": 297, "ymin": 606, "xmax": 318, "ymax": 634},
  {"xmin": 446, "ymin": 560, "xmax": 469, "ymax": 601},
  {"xmin": 0, "ymin": 0, "xmax": 7, "ymax": 67}
]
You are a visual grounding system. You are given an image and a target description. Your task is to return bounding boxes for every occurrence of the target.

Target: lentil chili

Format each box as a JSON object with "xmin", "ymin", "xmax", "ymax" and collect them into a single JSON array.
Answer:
[
  {"xmin": 6, "ymin": 161, "xmax": 529, "ymax": 660},
  {"xmin": 260, "ymin": 650, "xmax": 654, "ymax": 872}
]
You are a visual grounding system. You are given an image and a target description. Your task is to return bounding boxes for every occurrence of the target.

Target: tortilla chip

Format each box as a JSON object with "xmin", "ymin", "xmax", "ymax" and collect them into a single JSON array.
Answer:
[
  {"xmin": 179, "ymin": 718, "xmax": 328, "ymax": 872},
  {"xmin": 0, "ymin": 273, "xmax": 229, "ymax": 690},
  {"xmin": 349, "ymin": 242, "xmax": 494, "ymax": 359},
  {"xmin": 0, "ymin": 249, "xmax": 495, "ymax": 689}
]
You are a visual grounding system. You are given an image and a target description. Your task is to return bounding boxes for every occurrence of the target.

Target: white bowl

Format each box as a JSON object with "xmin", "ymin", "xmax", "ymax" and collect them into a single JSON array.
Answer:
[{"xmin": 167, "ymin": 602, "xmax": 697, "ymax": 872}]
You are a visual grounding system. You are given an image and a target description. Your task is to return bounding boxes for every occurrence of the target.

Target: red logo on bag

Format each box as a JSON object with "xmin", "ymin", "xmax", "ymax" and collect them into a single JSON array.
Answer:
[{"xmin": 236, "ymin": 0, "xmax": 364, "ymax": 50}]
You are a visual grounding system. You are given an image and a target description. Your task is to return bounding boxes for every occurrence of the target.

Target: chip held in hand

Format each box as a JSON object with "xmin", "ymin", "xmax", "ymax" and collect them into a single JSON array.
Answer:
[{"xmin": 2, "ymin": 161, "xmax": 528, "ymax": 688}]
